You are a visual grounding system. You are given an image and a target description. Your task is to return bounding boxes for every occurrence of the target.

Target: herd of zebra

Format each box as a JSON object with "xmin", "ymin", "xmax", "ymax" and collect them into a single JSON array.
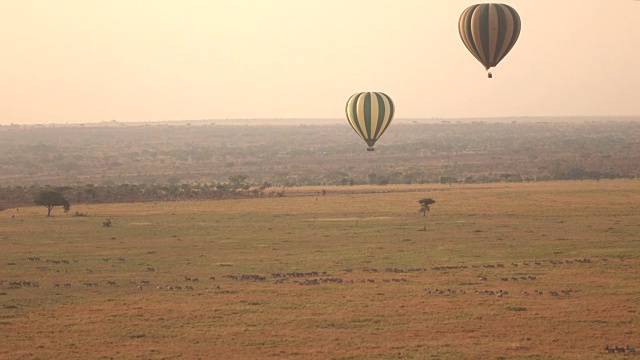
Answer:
[
  {"xmin": 424, "ymin": 288, "xmax": 574, "ymax": 297},
  {"xmin": 4, "ymin": 256, "xmax": 621, "ymax": 293},
  {"xmin": 604, "ymin": 345, "xmax": 636, "ymax": 354}
]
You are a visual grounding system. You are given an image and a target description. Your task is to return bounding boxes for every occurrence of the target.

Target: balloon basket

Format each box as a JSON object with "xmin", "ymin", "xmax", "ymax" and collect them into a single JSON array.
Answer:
[
  {"xmin": 488, "ymin": 72, "xmax": 493, "ymax": 79},
  {"xmin": 367, "ymin": 148, "xmax": 375, "ymax": 152}
]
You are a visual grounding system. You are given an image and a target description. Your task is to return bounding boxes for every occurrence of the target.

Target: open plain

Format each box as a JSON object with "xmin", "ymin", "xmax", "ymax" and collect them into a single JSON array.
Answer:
[{"xmin": 1, "ymin": 180, "xmax": 639, "ymax": 359}]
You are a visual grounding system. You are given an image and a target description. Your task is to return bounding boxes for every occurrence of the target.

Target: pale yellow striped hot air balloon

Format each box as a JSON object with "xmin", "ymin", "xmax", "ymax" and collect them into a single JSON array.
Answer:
[
  {"xmin": 345, "ymin": 92, "xmax": 395, "ymax": 151},
  {"xmin": 459, "ymin": 3, "xmax": 521, "ymax": 78}
]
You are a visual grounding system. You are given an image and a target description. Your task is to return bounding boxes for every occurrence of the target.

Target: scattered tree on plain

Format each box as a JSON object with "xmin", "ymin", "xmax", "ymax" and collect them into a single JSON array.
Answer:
[
  {"xmin": 34, "ymin": 190, "xmax": 70, "ymax": 217},
  {"xmin": 418, "ymin": 198, "xmax": 436, "ymax": 217}
]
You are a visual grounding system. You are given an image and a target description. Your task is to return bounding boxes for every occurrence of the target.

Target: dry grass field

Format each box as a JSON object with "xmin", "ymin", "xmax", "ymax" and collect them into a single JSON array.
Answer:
[{"xmin": 1, "ymin": 180, "xmax": 639, "ymax": 359}]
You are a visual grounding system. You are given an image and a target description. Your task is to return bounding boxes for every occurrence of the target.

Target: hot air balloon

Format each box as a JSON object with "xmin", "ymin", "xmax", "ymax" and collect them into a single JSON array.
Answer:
[
  {"xmin": 345, "ymin": 92, "xmax": 394, "ymax": 151},
  {"xmin": 458, "ymin": 3, "xmax": 521, "ymax": 78}
]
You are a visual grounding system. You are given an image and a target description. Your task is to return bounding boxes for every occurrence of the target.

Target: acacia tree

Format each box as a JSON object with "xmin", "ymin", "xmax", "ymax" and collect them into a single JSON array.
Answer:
[
  {"xmin": 34, "ymin": 190, "xmax": 70, "ymax": 217},
  {"xmin": 418, "ymin": 198, "xmax": 436, "ymax": 217}
]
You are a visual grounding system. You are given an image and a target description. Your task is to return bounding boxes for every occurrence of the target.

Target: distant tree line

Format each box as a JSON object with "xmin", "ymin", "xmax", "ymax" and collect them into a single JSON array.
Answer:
[
  {"xmin": 0, "ymin": 168, "xmax": 636, "ymax": 211},
  {"xmin": 0, "ymin": 178, "xmax": 276, "ymax": 210}
]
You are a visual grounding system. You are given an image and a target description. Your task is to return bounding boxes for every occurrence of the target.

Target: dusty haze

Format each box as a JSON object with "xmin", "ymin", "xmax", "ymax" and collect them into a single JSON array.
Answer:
[{"xmin": 1, "ymin": 1, "xmax": 639, "ymax": 124}]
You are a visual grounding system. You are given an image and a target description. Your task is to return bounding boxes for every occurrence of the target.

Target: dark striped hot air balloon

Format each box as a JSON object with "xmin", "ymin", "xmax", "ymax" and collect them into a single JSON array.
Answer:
[
  {"xmin": 345, "ymin": 92, "xmax": 395, "ymax": 151},
  {"xmin": 458, "ymin": 3, "xmax": 521, "ymax": 78}
]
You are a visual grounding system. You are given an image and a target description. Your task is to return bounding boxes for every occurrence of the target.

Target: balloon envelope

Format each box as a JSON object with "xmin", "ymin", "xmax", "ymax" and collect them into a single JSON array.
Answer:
[
  {"xmin": 345, "ymin": 92, "xmax": 395, "ymax": 151},
  {"xmin": 459, "ymin": 3, "xmax": 521, "ymax": 72}
]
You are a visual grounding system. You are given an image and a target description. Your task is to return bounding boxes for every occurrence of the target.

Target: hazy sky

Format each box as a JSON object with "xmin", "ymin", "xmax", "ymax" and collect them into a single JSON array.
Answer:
[{"xmin": 1, "ymin": 1, "xmax": 639, "ymax": 124}]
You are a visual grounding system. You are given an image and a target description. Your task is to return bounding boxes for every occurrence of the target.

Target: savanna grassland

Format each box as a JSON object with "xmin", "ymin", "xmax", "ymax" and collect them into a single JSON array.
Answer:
[{"xmin": 1, "ymin": 181, "xmax": 639, "ymax": 359}]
